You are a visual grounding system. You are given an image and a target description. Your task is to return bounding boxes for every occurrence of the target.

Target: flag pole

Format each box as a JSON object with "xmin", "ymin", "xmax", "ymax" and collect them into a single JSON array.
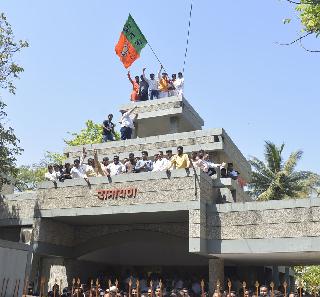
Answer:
[{"xmin": 147, "ymin": 43, "xmax": 168, "ymax": 74}]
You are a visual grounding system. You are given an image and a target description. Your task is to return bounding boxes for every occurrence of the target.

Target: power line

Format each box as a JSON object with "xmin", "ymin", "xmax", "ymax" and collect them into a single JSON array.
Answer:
[{"xmin": 182, "ymin": 0, "xmax": 194, "ymax": 74}]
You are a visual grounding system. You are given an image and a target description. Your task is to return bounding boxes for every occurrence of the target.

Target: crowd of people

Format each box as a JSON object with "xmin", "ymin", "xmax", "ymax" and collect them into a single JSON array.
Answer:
[
  {"xmin": 128, "ymin": 66, "xmax": 184, "ymax": 102},
  {"xmin": 44, "ymin": 146, "xmax": 239, "ymax": 183},
  {"xmin": 41, "ymin": 277, "xmax": 300, "ymax": 297}
]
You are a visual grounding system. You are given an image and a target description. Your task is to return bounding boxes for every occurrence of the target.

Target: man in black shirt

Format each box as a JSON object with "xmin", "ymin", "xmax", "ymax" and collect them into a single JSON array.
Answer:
[
  {"xmin": 139, "ymin": 75, "xmax": 149, "ymax": 101},
  {"xmin": 102, "ymin": 114, "xmax": 115, "ymax": 142}
]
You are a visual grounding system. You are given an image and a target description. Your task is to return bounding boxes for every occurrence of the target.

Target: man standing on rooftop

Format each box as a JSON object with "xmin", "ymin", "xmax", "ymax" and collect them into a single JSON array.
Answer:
[
  {"xmin": 127, "ymin": 71, "xmax": 140, "ymax": 101},
  {"xmin": 158, "ymin": 65, "xmax": 169, "ymax": 98},
  {"xmin": 119, "ymin": 106, "xmax": 137, "ymax": 140},
  {"xmin": 174, "ymin": 72, "xmax": 184, "ymax": 97},
  {"xmin": 139, "ymin": 74, "xmax": 149, "ymax": 101},
  {"xmin": 142, "ymin": 67, "xmax": 159, "ymax": 100},
  {"xmin": 102, "ymin": 114, "xmax": 115, "ymax": 142}
]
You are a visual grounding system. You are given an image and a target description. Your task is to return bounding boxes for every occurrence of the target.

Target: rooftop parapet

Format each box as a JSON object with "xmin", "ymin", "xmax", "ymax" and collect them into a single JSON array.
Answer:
[
  {"xmin": 36, "ymin": 169, "xmax": 214, "ymax": 218},
  {"xmin": 64, "ymin": 128, "xmax": 251, "ymax": 182},
  {"xmin": 119, "ymin": 96, "xmax": 204, "ymax": 137}
]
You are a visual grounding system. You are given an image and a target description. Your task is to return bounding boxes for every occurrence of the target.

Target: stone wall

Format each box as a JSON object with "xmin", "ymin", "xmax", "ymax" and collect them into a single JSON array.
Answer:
[
  {"xmin": 207, "ymin": 198, "xmax": 320, "ymax": 240},
  {"xmin": 64, "ymin": 129, "xmax": 224, "ymax": 161},
  {"xmin": 0, "ymin": 192, "xmax": 36, "ymax": 222},
  {"xmin": 37, "ymin": 170, "xmax": 199, "ymax": 211},
  {"xmin": 33, "ymin": 219, "xmax": 75, "ymax": 247}
]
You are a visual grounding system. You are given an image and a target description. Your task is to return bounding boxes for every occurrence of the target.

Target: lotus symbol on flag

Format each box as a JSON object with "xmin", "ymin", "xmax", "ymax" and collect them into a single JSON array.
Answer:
[{"xmin": 121, "ymin": 42, "xmax": 129, "ymax": 57}]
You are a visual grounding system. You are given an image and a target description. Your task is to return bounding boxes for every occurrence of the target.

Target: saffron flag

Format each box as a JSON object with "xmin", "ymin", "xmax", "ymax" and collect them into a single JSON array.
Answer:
[{"xmin": 115, "ymin": 14, "xmax": 147, "ymax": 68}]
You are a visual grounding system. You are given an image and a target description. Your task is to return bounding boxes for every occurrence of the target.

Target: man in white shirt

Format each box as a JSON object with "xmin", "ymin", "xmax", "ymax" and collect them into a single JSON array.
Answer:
[
  {"xmin": 106, "ymin": 156, "xmax": 126, "ymax": 176},
  {"xmin": 44, "ymin": 165, "xmax": 59, "ymax": 182},
  {"xmin": 119, "ymin": 106, "xmax": 137, "ymax": 140},
  {"xmin": 174, "ymin": 72, "xmax": 184, "ymax": 97},
  {"xmin": 153, "ymin": 151, "xmax": 170, "ymax": 172},
  {"xmin": 135, "ymin": 151, "xmax": 153, "ymax": 172},
  {"xmin": 142, "ymin": 67, "xmax": 159, "ymax": 100},
  {"xmin": 70, "ymin": 158, "xmax": 87, "ymax": 179}
]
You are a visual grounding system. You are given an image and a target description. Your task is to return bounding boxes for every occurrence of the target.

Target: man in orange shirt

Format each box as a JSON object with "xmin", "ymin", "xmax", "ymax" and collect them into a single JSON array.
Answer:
[{"xmin": 127, "ymin": 71, "xmax": 140, "ymax": 101}]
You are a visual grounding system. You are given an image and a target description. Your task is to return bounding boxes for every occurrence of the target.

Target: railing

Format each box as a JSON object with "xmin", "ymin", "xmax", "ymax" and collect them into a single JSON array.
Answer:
[{"xmin": 0, "ymin": 276, "xmax": 311, "ymax": 297}]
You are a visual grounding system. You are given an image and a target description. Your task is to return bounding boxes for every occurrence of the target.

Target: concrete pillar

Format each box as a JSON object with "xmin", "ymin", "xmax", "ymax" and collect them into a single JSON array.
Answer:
[
  {"xmin": 209, "ymin": 258, "xmax": 224, "ymax": 294},
  {"xmin": 40, "ymin": 257, "xmax": 68, "ymax": 294},
  {"xmin": 169, "ymin": 116, "xmax": 179, "ymax": 134},
  {"xmin": 272, "ymin": 266, "xmax": 280, "ymax": 287}
]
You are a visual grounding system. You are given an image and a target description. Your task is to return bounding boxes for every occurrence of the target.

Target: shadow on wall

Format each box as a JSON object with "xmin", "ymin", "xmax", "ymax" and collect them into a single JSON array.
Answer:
[{"xmin": 0, "ymin": 194, "xmax": 22, "ymax": 242}]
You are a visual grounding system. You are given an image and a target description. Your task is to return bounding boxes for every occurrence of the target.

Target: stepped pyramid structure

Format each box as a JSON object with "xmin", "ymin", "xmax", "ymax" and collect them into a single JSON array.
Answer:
[{"xmin": 3, "ymin": 96, "xmax": 320, "ymax": 296}]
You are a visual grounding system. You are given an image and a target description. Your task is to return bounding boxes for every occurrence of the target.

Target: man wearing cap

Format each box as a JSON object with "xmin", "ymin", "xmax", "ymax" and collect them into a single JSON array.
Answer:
[
  {"xmin": 102, "ymin": 114, "xmax": 115, "ymax": 142},
  {"xmin": 143, "ymin": 68, "xmax": 159, "ymax": 100},
  {"xmin": 168, "ymin": 146, "xmax": 190, "ymax": 169},
  {"xmin": 106, "ymin": 156, "xmax": 126, "ymax": 176},
  {"xmin": 158, "ymin": 65, "xmax": 169, "ymax": 98},
  {"xmin": 119, "ymin": 106, "xmax": 137, "ymax": 140}
]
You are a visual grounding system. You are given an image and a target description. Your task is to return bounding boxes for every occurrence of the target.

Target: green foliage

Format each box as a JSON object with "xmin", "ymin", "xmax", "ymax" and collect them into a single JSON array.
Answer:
[
  {"xmin": 248, "ymin": 141, "xmax": 320, "ymax": 200},
  {"xmin": 295, "ymin": 266, "xmax": 320, "ymax": 293},
  {"xmin": 0, "ymin": 12, "xmax": 28, "ymax": 191},
  {"xmin": 15, "ymin": 164, "xmax": 46, "ymax": 192},
  {"xmin": 0, "ymin": 100, "xmax": 23, "ymax": 189},
  {"xmin": 0, "ymin": 12, "xmax": 29, "ymax": 95},
  {"xmin": 296, "ymin": 1, "xmax": 320, "ymax": 35},
  {"xmin": 283, "ymin": 1, "xmax": 320, "ymax": 38},
  {"xmin": 44, "ymin": 151, "xmax": 67, "ymax": 165},
  {"xmin": 15, "ymin": 151, "xmax": 66, "ymax": 191},
  {"xmin": 64, "ymin": 120, "xmax": 120, "ymax": 146},
  {"xmin": 283, "ymin": 18, "xmax": 292, "ymax": 24}
]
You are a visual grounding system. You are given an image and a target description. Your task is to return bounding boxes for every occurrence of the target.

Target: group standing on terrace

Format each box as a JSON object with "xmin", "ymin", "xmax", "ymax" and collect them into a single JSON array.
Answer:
[
  {"xmin": 44, "ymin": 145, "xmax": 239, "ymax": 184},
  {"xmin": 128, "ymin": 66, "xmax": 184, "ymax": 101}
]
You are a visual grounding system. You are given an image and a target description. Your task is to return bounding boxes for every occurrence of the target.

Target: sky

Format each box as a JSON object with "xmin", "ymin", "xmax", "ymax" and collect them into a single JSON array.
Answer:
[{"xmin": 1, "ymin": 0, "xmax": 320, "ymax": 174}]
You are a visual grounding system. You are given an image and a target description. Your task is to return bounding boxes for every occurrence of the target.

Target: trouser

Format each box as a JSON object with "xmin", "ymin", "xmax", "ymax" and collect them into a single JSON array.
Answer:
[
  {"xmin": 140, "ymin": 93, "xmax": 148, "ymax": 101},
  {"xmin": 159, "ymin": 91, "xmax": 169, "ymax": 98},
  {"xmin": 120, "ymin": 126, "xmax": 132, "ymax": 140},
  {"xmin": 150, "ymin": 90, "xmax": 159, "ymax": 100},
  {"xmin": 103, "ymin": 133, "xmax": 115, "ymax": 142}
]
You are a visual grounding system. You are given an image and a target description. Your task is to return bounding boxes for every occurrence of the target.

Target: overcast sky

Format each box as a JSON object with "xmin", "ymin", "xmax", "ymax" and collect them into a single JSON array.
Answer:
[{"xmin": 2, "ymin": 0, "xmax": 319, "ymax": 173}]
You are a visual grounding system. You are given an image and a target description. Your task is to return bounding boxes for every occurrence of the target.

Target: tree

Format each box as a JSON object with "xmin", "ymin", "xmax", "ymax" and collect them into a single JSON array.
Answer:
[
  {"xmin": 0, "ymin": 101, "xmax": 23, "ymax": 188},
  {"xmin": 64, "ymin": 120, "xmax": 120, "ymax": 146},
  {"xmin": 0, "ymin": 12, "xmax": 28, "ymax": 191},
  {"xmin": 248, "ymin": 141, "xmax": 319, "ymax": 200},
  {"xmin": 294, "ymin": 266, "xmax": 320, "ymax": 293},
  {"xmin": 0, "ymin": 12, "xmax": 29, "ymax": 94},
  {"xmin": 281, "ymin": 0, "xmax": 320, "ymax": 52}
]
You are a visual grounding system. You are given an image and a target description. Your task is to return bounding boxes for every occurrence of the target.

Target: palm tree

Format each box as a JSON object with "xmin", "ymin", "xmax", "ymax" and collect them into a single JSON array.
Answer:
[{"xmin": 248, "ymin": 141, "xmax": 319, "ymax": 200}]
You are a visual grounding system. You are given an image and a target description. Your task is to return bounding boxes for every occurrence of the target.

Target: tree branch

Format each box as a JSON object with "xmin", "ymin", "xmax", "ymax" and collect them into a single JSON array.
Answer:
[
  {"xmin": 276, "ymin": 32, "xmax": 312, "ymax": 46},
  {"xmin": 299, "ymin": 38, "xmax": 320, "ymax": 52}
]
